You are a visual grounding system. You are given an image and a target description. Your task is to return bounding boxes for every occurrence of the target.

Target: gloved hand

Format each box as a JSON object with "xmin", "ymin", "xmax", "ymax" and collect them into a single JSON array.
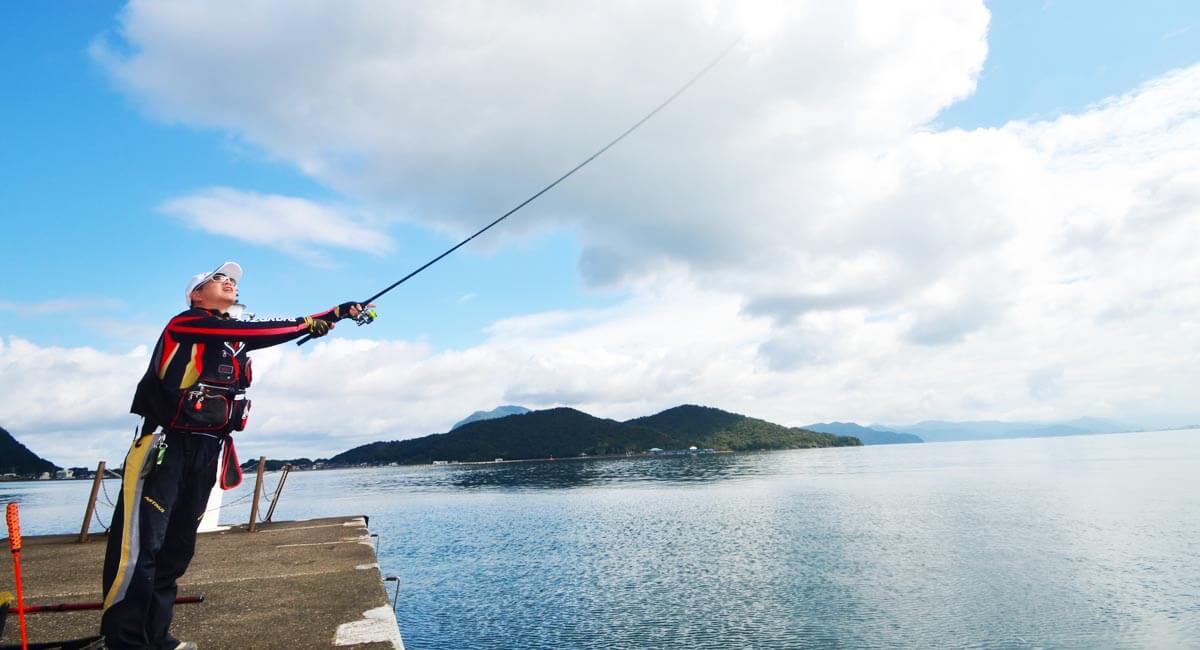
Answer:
[
  {"xmin": 330, "ymin": 302, "xmax": 377, "ymax": 321},
  {"xmin": 332, "ymin": 302, "xmax": 361, "ymax": 321},
  {"xmin": 303, "ymin": 316, "xmax": 334, "ymax": 338}
]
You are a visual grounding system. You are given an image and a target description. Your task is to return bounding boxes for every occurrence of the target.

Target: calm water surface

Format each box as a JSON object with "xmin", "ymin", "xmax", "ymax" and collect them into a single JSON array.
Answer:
[{"xmin": 4, "ymin": 430, "xmax": 1199, "ymax": 649}]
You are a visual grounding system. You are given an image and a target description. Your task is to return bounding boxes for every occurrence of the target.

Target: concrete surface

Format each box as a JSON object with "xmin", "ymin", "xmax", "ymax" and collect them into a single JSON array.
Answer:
[{"xmin": 1, "ymin": 516, "xmax": 404, "ymax": 649}]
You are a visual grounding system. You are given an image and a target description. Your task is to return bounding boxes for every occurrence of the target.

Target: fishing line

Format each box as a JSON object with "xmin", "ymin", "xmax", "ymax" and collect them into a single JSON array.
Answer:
[{"xmin": 298, "ymin": 35, "xmax": 742, "ymax": 345}]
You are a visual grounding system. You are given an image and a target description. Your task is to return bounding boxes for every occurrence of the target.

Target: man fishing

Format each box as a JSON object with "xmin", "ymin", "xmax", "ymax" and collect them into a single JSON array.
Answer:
[{"xmin": 101, "ymin": 261, "xmax": 369, "ymax": 650}]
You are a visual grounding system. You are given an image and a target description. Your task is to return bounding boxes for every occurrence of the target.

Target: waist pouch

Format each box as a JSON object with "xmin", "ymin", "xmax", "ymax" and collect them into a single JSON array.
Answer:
[{"xmin": 170, "ymin": 383, "xmax": 248, "ymax": 433}]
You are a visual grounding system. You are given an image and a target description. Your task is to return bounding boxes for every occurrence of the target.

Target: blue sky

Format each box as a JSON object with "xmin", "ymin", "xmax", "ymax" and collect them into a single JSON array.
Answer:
[
  {"xmin": 2, "ymin": 1, "xmax": 1199, "ymax": 464},
  {"xmin": 940, "ymin": 1, "xmax": 1199, "ymax": 128},
  {"xmin": 1, "ymin": 1, "xmax": 616, "ymax": 350}
]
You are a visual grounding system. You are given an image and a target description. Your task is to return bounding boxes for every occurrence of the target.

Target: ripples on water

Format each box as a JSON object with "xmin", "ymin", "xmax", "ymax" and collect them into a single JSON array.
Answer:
[{"xmin": 4, "ymin": 430, "xmax": 1199, "ymax": 648}]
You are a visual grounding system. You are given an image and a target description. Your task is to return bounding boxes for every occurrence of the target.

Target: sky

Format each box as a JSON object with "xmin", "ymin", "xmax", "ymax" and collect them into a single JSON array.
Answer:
[{"xmin": 2, "ymin": 1, "xmax": 1198, "ymax": 467}]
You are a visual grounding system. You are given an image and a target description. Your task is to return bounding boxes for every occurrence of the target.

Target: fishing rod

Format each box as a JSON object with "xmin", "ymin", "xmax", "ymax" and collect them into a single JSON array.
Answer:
[
  {"xmin": 4, "ymin": 595, "xmax": 205, "ymax": 615},
  {"xmin": 297, "ymin": 36, "xmax": 742, "ymax": 346}
]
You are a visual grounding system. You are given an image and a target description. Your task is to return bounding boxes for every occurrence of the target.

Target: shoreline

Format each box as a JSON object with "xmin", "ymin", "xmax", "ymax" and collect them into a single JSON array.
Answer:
[{"xmin": 5, "ymin": 427, "xmax": 1195, "ymax": 484}]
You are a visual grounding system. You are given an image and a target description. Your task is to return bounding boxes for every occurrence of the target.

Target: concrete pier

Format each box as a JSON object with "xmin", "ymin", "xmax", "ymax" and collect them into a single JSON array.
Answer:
[{"xmin": 1, "ymin": 516, "xmax": 404, "ymax": 649}]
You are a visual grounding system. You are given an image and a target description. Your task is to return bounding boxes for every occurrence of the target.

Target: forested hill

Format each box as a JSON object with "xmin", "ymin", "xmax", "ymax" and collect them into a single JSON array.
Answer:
[
  {"xmin": 627, "ymin": 405, "xmax": 861, "ymax": 451},
  {"xmin": 330, "ymin": 404, "xmax": 860, "ymax": 466},
  {"xmin": 1, "ymin": 426, "xmax": 59, "ymax": 476}
]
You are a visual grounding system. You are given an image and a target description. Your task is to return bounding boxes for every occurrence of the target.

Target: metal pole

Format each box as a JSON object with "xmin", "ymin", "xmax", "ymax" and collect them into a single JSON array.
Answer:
[
  {"xmin": 78, "ymin": 461, "xmax": 106, "ymax": 543},
  {"xmin": 248, "ymin": 457, "xmax": 266, "ymax": 533},
  {"xmin": 384, "ymin": 576, "xmax": 401, "ymax": 612},
  {"xmin": 263, "ymin": 464, "xmax": 291, "ymax": 523}
]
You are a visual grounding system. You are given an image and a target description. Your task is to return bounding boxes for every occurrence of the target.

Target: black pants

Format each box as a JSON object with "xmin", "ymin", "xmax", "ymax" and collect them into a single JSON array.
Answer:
[{"xmin": 101, "ymin": 430, "xmax": 221, "ymax": 649}]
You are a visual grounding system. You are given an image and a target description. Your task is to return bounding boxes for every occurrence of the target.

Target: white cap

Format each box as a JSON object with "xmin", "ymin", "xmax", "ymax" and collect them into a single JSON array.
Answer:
[{"xmin": 185, "ymin": 261, "xmax": 243, "ymax": 307}]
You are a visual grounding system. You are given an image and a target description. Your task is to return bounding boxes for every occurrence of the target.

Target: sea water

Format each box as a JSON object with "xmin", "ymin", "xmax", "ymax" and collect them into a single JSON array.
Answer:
[{"xmin": 4, "ymin": 429, "xmax": 1198, "ymax": 648}]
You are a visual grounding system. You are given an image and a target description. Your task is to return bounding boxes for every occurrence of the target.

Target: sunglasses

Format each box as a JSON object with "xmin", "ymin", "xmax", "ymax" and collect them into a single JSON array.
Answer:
[{"xmin": 205, "ymin": 273, "xmax": 237, "ymax": 287}]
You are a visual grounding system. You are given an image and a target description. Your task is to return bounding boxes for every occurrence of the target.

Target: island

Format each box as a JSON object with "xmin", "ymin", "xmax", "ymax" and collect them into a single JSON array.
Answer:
[{"xmin": 329, "ymin": 404, "xmax": 860, "ymax": 466}]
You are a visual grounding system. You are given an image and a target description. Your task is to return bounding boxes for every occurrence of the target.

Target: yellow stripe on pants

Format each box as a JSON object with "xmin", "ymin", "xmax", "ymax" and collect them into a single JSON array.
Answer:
[{"xmin": 103, "ymin": 432, "xmax": 162, "ymax": 610}]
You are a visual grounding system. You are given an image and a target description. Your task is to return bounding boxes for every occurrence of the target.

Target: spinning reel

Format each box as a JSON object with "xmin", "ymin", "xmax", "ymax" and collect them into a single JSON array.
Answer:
[{"xmin": 354, "ymin": 307, "xmax": 378, "ymax": 326}]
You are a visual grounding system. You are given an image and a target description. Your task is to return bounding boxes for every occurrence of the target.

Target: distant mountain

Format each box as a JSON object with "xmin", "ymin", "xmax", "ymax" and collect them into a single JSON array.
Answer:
[
  {"xmin": 452, "ymin": 405, "xmax": 531, "ymax": 430},
  {"xmin": 0, "ymin": 426, "xmax": 59, "ymax": 476},
  {"xmin": 880, "ymin": 418, "xmax": 1133, "ymax": 443},
  {"xmin": 804, "ymin": 422, "xmax": 922, "ymax": 445},
  {"xmin": 331, "ymin": 404, "xmax": 860, "ymax": 466},
  {"xmin": 1059, "ymin": 417, "xmax": 1132, "ymax": 433}
]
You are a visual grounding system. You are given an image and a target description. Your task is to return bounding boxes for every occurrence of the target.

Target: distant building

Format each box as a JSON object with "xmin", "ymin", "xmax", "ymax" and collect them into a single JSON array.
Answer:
[{"xmin": 652, "ymin": 447, "xmax": 716, "ymax": 456}]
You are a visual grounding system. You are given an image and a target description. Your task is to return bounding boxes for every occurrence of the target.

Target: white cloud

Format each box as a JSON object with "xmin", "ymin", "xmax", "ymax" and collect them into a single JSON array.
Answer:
[
  {"xmin": 56, "ymin": 1, "xmax": 1200, "ymax": 442},
  {"xmin": 0, "ymin": 338, "xmax": 147, "ymax": 465},
  {"xmin": 93, "ymin": 1, "xmax": 987, "ymax": 273},
  {"xmin": 158, "ymin": 187, "xmax": 392, "ymax": 263},
  {"xmin": 1027, "ymin": 366, "xmax": 1065, "ymax": 401},
  {"xmin": 4, "ymin": 265, "xmax": 1197, "ymax": 468}
]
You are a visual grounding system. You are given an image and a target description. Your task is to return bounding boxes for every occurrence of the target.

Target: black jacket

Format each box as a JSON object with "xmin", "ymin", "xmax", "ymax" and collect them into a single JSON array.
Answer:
[{"xmin": 130, "ymin": 306, "xmax": 337, "ymax": 434}]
